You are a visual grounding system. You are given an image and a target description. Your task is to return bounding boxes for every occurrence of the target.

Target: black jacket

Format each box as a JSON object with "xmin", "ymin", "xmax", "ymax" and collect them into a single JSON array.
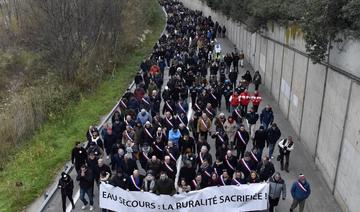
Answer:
[
  {"xmin": 76, "ymin": 169, "xmax": 94, "ymax": 189},
  {"xmin": 266, "ymin": 127, "xmax": 282, "ymax": 145},
  {"xmin": 71, "ymin": 147, "xmax": 87, "ymax": 167},
  {"xmin": 257, "ymin": 161, "xmax": 275, "ymax": 182},
  {"xmin": 58, "ymin": 176, "xmax": 74, "ymax": 195},
  {"xmin": 254, "ymin": 129, "xmax": 267, "ymax": 149}
]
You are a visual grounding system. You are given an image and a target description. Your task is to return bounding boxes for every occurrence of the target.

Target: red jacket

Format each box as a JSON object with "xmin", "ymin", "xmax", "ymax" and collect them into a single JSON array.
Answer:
[
  {"xmin": 251, "ymin": 93, "xmax": 262, "ymax": 106},
  {"xmin": 240, "ymin": 91, "xmax": 250, "ymax": 106},
  {"xmin": 230, "ymin": 94, "xmax": 239, "ymax": 107}
]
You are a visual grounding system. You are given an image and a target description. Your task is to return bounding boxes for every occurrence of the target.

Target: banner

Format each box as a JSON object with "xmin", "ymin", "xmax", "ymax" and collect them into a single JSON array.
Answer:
[{"xmin": 99, "ymin": 183, "xmax": 269, "ymax": 212}]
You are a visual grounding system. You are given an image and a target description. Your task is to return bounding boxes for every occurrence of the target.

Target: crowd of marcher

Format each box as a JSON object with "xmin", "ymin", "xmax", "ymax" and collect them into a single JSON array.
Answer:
[{"xmin": 59, "ymin": 1, "xmax": 311, "ymax": 212}]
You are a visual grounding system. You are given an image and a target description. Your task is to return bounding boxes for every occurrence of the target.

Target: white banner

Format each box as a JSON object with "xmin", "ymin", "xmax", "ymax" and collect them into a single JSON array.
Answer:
[{"xmin": 99, "ymin": 183, "xmax": 269, "ymax": 212}]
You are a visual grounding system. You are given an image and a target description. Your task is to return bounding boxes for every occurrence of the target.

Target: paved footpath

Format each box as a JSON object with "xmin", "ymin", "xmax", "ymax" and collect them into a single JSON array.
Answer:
[{"xmin": 42, "ymin": 39, "xmax": 341, "ymax": 212}]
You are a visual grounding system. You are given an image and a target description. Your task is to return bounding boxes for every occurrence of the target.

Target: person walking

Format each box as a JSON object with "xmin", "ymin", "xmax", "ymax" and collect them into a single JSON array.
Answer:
[
  {"xmin": 268, "ymin": 172, "xmax": 286, "ymax": 212},
  {"xmin": 278, "ymin": 136, "xmax": 294, "ymax": 172},
  {"xmin": 77, "ymin": 165, "xmax": 94, "ymax": 210},
  {"xmin": 290, "ymin": 174, "xmax": 311, "ymax": 212},
  {"xmin": 260, "ymin": 104, "xmax": 274, "ymax": 129},
  {"xmin": 58, "ymin": 172, "xmax": 75, "ymax": 212},
  {"xmin": 252, "ymin": 71, "xmax": 262, "ymax": 91},
  {"xmin": 266, "ymin": 123, "xmax": 282, "ymax": 159}
]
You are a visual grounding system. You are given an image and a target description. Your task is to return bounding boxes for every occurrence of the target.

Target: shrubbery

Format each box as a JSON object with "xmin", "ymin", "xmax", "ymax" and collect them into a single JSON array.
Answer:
[{"xmin": 201, "ymin": 0, "xmax": 360, "ymax": 63}]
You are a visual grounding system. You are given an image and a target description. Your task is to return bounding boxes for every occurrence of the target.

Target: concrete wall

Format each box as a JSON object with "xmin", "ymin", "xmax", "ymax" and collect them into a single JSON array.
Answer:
[{"xmin": 180, "ymin": 0, "xmax": 360, "ymax": 211}]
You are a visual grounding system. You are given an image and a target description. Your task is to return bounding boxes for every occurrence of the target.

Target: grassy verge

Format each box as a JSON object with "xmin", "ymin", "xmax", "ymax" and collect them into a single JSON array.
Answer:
[{"xmin": 0, "ymin": 2, "xmax": 165, "ymax": 212}]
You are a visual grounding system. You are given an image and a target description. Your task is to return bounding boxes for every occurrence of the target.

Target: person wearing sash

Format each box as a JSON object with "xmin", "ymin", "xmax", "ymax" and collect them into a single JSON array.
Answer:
[
  {"xmin": 152, "ymin": 113, "xmax": 163, "ymax": 130},
  {"xmin": 208, "ymin": 88, "xmax": 219, "ymax": 110},
  {"xmin": 197, "ymin": 113, "xmax": 211, "ymax": 141},
  {"xmin": 176, "ymin": 98, "xmax": 189, "ymax": 115},
  {"xmin": 256, "ymin": 156, "xmax": 275, "ymax": 182},
  {"xmin": 238, "ymin": 151, "xmax": 256, "ymax": 178},
  {"xmin": 234, "ymin": 124, "xmax": 249, "ymax": 159},
  {"xmin": 179, "ymin": 134, "xmax": 196, "ymax": 155},
  {"xmin": 278, "ymin": 136, "xmax": 294, "ymax": 172},
  {"xmin": 122, "ymin": 125, "xmax": 135, "ymax": 145},
  {"xmin": 203, "ymin": 103, "xmax": 216, "ymax": 121},
  {"xmin": 290, "ymin": 174, "xmax": 311, "ymax": 212},
  {"xmin": 150, "ymin": 90, "xmax": 161, "ymax": 117},
  {"xmin": 246, "ymin": 170, "xmax": 260, "ymax": 184},
  {"xmin": 268, "ymin": 172, "xmax": 286, "ymax": 212},
  {"xmin": 176, "ymin": 113, "xmax": 189, "ymax": 128},
  {"xmin": 197, "ymin": 145, "xmax": 213, "ymax": 168},
  {"xmin": 223, "ymin": 150, "xmax": 237, "ymax": 177},
  {"xmin": 142, "ymin": 121, "xmax": 155, "ymax": 146},
  {"xmin": 218, "ymin": 170, "xmax": 232, "ymax": 186},
  {"xmin": 190, "ymin": 173, "xmax": 206, "ymax": 190},
  {"xmin": 232, "ymin": 170, "xmax": 246, "ymax": 185},
  {"xmin": 163, "ymin": 111, "xmax": 176, "ymax": 135},
  {"xmin": 212, "ymin": 128, "xmax": 229, "ymax": 154},
  {"xmin": 162, "ymin": 99, "xmax": 175, "ymax": 115},
  {"xmin": 139, "ymin": 144, "xmax": 152, "ymax": 170},
  {"xmin": 140, "ymin": 95, "xmax": 152, "ymax": 112},
  {"xmin": 152, "ymin": 128, "xmax": 166, "ymax": 160},
  {"xmin": 212, "ymin": 157, "xmax": 225, "ymax": 177},
  {"xmin": 128, "ymin": 170, "xmax": 143, "ymax": 191},
  {"xmin": 199, "ymin": 159, "xmax": 213, "ymax": 184},
  {"xmin": 189, "ymin": 112, "xmax": 200, "ymax": 142},
  {"xmin": 162, "ymin": 155, "xmax": 177, "ymax": 180},
  {"xmin": 165, "ymin": 141, "xmax": 179, "ymax": 163}
]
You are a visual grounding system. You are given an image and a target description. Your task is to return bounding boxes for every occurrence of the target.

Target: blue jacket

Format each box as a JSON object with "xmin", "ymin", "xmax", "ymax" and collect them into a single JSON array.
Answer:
[
  {"xmin": 168, "ymin": 129, "xmax": 181, "ymax": 147},
  {"xmin": 136, "ymin": 112, "xmax": 152, "ymax": 126},
  {"xmin": 260, "ymin": 108, "xmax": 274, "ymax": 125},
  {"xmin": 291, "ymin": 180, "xmax": 311, "ymax": 201}
]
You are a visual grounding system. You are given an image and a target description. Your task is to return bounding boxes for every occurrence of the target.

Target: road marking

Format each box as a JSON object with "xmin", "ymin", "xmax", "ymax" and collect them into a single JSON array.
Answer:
[{"xmin": 66, "ymin": 189, "xmax": 80, "ymax": 212}]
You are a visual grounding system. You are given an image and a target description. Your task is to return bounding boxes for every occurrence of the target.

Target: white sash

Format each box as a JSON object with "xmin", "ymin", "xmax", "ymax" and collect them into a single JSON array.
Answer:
[
  {"xmin": 195, "ymin": 103, "xmax": 201, "ymax": 111},
  {"xmin": 297, "ymin": 181, "xmax": 308, "ymax": 192},
  {"xmin": 125, "ymin": 131, "xmax": 133, "ymax": 142},
  {"xmin": 233, "ymin": 178, "xmax": 241, "ymax": 186},
  {"xmin": 130, "ymin": 175, "xmax": 141, "ymax": 191},
  {"xmin": 154, "ymin": 117, "xmax": 162, "ymax": 127},
  {"xmin": 167, "ymin": 149, "xmax": 176, "ymax": 161},
  {"xmin": 166, "ymin": 117, "xmax": 174, "ymax": 127},
  {"xmin": 225, "ymin": 156, "xmax": 235, "ymax": 171},
  {"xmin": 214, "ymin": 167, "xmax": 219, "ymax": 176},
  {"xmin": 166, "ymin": 101, "xmax": 173, "ymax": 111},
  {"xmin": 199, "ymin": 153, "xmax": 204, "ymax": 164},
  {"xmin": 176, "ymin": 115, "xmax": 186, "ymax": 126},
  {"xmin": 142, "ymin": 98, "xmax": 150, "ymax": 105},
  {"xmin": 164, "ymin": 162, "xmax": 174, "ymax": 172},
  {"xmin": 153, "ymin": 142, "xmax": 163, "ymax": 152},
  {"xmin": 192, "ymin": 180, "xmax": 198, "ymax": 188},
  {"xmin": 144, "ymin": 128, "xmax": 154, "ymax": 139},
  {"xmin": 205, "ymin": 108, "xmax": 214, "ymax": 117},
  {"xmin": 178, "ymin": 103, "xmax": 186, "ymax": 113},
  {"xmin": 241, "ymin": 159, "xmax": 251, "ymax": 172},
  {"xmin": 251, "ymin": 152, "xmax": 259, "ymax": 163},
  {"xmin": 210, "ymin": 93, "xmax": 217, "ymax": 100},
  {"xmin": 234, "ymin": 109, "xmax": 241, "ymax": 118},
  {"xmin": 220, "ymin": 175, "xmax": 226, "ymax": 186},
  {"xmin": 204, "ymin": 170, "xmax": 211, "ymax": 177},
  {"xmin": 217, "ymin": 134, "xmax": 225, "ymax": 144},
  {"xmin": 237, "ymin": 131, "xmax": 247, "ymax": 146},
  {"xmin": 142, "ymin": 152, "xmax": 150, "ymax": 160}
]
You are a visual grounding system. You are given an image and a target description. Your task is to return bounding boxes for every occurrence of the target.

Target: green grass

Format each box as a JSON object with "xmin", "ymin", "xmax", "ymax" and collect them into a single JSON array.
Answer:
[{"xmin": 0, "ymin": 3, "xmax": 165, "ymax": 212}]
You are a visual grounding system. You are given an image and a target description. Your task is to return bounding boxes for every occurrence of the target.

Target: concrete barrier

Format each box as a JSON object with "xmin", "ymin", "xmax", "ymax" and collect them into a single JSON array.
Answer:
[{"xmin": 179, "ymin": 0, "xmax": 360, "ymax": 211}]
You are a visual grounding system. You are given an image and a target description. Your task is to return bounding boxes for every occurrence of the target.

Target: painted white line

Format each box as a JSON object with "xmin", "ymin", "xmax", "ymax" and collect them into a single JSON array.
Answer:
[{"xmin": 66, "ymin": 189, "xmax": 80, "ymax": 212}]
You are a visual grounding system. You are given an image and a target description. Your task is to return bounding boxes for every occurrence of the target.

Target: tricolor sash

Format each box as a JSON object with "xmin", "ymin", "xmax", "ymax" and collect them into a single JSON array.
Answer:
[
  {"xmin": 201, "ymin": 119, "xmax": 208, "ymax": 130},
  {"xmin": 144, "ymin": 128, "xmax": 154, "ymax": 139},
  {"xmin": 217, "ymin": 134, "xmax": 225, "ymax": 144},
  {"xmin": 204, "ymin": 170, "xmax": 211, "ymax": 177},
  {"xmin": 178, "ymin": 103, "xmax": 186, "ymax": 113},
  {"xmin": 297, "ymin": 181, "xmax": 308, "ymax": 192},
  {"xmin": 164, "ymin": 162, "xmax": 174, "ymax": 172},
  {"xmin": 220, "ymin": 175, "xmax": 226, "ymax": 186},
  {"xmin": 210, "ymin": 93, "xmax": 217, "ymax": 100},
  {"xmin": 166, "ymin": 117, "xmax": 174, "ymax": 127},
  {"xmin": 234, "ymin": 109, "xmax": 241, "ymax": 118},
  {"xmin": 165, "ymin": 101, "xmax": 173, "ymax": 111},
  {"xmin": 153, "ymin": 142, "xmax": 163, "ymax": 152},
  {"xmin": 142, "ymin": 152, "xmax": 150, "ymax": 160},
  {"xmin": 125, "ymin": 131, "xmax": 133, "ymax": 142},
  {"xmin": 120, "ymin": 100, "xmax": 127, "ymax": 108},
  {"xmin": 233, "ymin": 178, "xmax": 241, "ymax": 186},
  {"xmin": 251, "ymin": 152, "xmax": 259, "ymax": 163},
  {"xmin": 130, "ymin": 175, "xmax": 141, "ymax": 191},
  {"xmin": 142, "ymin": 98, "xmax": 150, "ymax": 105},
  {"xmin": 199, "ymin": 153, "xmax": 204, "ymax": 164},
  {"xmin": 167, "ymin": 150, "xmax": 176, "ymax": 162},
  {"xmin": 241, "ymin": 159, "xmax": 251, "ymax": 172},
  {"xmin": 225, "ymin": 156, "xmax": 235, "ymax": 171},
  {"xmin": 237, "ymin": 131, "xmax": 247, "ymax": 146},
  {"xmin": 195, "ymin": 103, "xmax": 201, "ymax": 111},
  {"xmin": 192, "ymin": 180, "xmax": 198, "ymax": 188},
  {"xmin": 205, "ymin": 108, "xmax": 214, "ymax": 117}
]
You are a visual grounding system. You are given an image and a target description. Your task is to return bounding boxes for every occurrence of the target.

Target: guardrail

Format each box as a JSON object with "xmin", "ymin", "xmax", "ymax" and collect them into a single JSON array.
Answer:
[{"xmin": 37, "ymin": 6, "xmax": 168, "ymax": 212}]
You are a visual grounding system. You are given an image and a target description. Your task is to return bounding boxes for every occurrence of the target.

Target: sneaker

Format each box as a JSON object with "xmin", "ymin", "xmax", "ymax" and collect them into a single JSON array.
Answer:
[
  {"xmin": 90, "ymin": 206, "xmax": 94, "ymax": 211},
  {"xmin": 81, "ymin": 205, "xmax": 87, "ymax": 210}
]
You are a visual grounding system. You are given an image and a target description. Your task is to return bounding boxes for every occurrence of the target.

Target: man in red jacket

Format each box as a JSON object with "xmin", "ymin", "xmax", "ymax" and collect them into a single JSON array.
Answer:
[
  {"xmin": 229, "ymin": 91, "xmax": 239, "ymax": 113},
  {"xmin": 251, "ymin": 91, "xmax": 262, "ymax": 112},
  {"xmin": 239, "ymin": 89, "xmax": 250, "ymax": 116}
]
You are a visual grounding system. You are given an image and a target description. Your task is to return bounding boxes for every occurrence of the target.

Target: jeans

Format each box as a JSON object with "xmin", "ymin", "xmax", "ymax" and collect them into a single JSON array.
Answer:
[
  {"xmin": 80, "ymin": 187, "xmax": 94, "ymax": 206},
  {"xmin": 290, "ymin": 198, "xmax": 306, "ymax": 212},
  {"xmin": 256, "ymin": 147, "xmax": 264, "ymax": 161},
  {"xmin": 268, "ymin": 143, "xmax": 275, "ymax": 158},
  {"xmin": 261, "ymin": 121, "xmax": 270, "ymax": 129}
]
